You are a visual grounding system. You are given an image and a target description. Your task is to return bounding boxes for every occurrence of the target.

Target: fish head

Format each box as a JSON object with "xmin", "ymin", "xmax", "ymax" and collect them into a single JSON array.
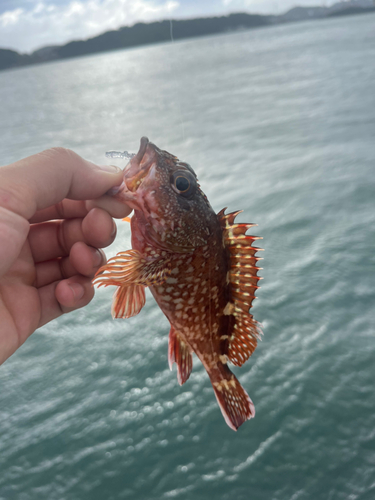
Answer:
[{"xmin": 111, "ymin": 137, "xmax": 215, "ymax": 252}]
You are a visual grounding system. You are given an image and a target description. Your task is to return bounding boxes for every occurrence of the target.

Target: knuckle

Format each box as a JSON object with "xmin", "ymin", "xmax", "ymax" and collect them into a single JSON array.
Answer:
[
  {"xmin": 57, "ymin": 219, "xmax": 69, "ymax": 254},
  {"xmin": 37, "ymin": 147, "xmax": 84, "ymax": 172},
  {"xmin": 54, "ymin": 201, "xmax": 66, "ymax": 219},
  {"xmin": 38, "ymin": 147, "xmax": 75, "ymax": 161},
  {"xmin": 0, "ymin": 179, "xmax": 30, "ymax": 216}
]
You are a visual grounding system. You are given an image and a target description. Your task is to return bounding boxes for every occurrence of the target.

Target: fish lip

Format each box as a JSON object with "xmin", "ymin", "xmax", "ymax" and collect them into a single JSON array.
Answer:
[
  {"xmin": 134, "ymin": 136, "xmax": 149, "ymax": 164},
  {"xmin": 106, "ymin": 137, "xmax": 152, "ymax": 202},
  {"xmin": 124, "ymin": 137, "xmax": 151, "ymax": 192}
]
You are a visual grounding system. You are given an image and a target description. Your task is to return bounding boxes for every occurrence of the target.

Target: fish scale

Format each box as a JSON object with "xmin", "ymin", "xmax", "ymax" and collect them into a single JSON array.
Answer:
[{"xmin": 93, "ymin": 137, "xmax": 263, "ymax": 431}]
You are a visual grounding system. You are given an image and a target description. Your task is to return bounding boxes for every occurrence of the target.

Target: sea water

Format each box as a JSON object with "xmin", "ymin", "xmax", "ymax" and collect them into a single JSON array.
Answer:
[{"xmin": 0, "ymin": 13, "xmax": 375, "ymax": 500}]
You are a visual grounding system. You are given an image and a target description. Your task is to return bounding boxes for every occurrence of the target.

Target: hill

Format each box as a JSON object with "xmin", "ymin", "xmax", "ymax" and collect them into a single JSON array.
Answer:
[
  {"xmin": 1, "ymin": 3, "xmax": 374, "ymax": 72},
  {"xmin": 0, "ymin": 13, "xmax": 270, "ymax": 71}
]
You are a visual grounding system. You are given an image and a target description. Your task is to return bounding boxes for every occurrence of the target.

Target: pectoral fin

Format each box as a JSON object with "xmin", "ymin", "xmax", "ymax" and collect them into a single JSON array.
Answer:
[
  {"xmin": 93, "ymin": 249, "xmax": 171, "ymax": 320},
  {"xmin": 93, "ymin": 249, "xmax": 171, "ymax": 287},
  {"xmin": 111, "ymin": 284, "xmax": 146, "ymax": 319}
]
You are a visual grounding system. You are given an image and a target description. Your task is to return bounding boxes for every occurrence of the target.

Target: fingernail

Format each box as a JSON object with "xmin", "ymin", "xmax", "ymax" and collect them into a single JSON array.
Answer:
[
  {"xmin": 92, "ymin": 248, "xmax": 103, "ymax": 266},
  {"xmin": 111, "ymin": 221, "xmax": 117, "ymax": 238},
  {"xmin": 107, "ymin": 184, "xmax": 123, "ymax": 196},
  {"xmin": 98, "ymin": 164, "xmax": 122, "ymax": 174},
  {"xmin": 68, "ymin": 283, "xmax": 85, "ymax": 301}
]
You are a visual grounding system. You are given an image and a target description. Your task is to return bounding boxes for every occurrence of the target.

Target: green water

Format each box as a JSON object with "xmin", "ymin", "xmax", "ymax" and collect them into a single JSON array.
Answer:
[{"xmin": 1, "ymin": 13, "xmax": 375, "ymax": 500}]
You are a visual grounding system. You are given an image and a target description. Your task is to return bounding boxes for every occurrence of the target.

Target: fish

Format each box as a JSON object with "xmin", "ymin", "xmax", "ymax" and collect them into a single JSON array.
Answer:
[{"xmin": 93, "ymin": 137, "xmax": 263, "ymax": 431}]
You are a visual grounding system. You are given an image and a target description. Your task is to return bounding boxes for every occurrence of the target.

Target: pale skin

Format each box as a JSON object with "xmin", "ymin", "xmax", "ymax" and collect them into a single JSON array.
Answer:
[{"xmin": 0, "ymin": 147, "xmax": 131, "ymax": 365}]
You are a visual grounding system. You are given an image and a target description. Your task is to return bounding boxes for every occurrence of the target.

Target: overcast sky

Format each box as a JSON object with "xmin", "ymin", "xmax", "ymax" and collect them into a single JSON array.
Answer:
[{"xmin": 1, "ymin": 0, "xmax": 338, "ymax": 53}]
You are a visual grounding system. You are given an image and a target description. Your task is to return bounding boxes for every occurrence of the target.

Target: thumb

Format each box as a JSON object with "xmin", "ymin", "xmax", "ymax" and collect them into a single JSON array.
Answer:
[
  {"xmin": 0, "ymin": 147, "xmax": 124, "ymax": 220},
  {"xmin": 0, "ymin": 147, "xmax": 124, "ymax": 277}
]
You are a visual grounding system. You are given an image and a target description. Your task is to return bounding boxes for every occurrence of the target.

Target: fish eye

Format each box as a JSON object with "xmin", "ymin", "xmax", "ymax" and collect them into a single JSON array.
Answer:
[
  {"xmin": 175, "ymin": 176, "xmax": 190, "ymax": 192},
  {"xmin": 171, "ymin": 171, "xmax": 196, "ymax": 198}
]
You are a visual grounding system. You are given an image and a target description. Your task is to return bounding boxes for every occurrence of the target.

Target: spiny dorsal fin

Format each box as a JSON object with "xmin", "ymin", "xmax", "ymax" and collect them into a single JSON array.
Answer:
[
  {"xmin": 93, "ymin": 249, "xmax": 171, "ymax": 288},
  {"xmin": 218, "ymin": 208, "xmax": 263, "ymax": 367}
]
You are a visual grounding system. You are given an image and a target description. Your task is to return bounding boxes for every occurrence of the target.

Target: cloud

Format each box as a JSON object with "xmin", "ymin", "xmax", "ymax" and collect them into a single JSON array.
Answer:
[
  {"xmin": 0, "ymin": 7, "xmax": 24, "ymax": 26},
  {"xmin": 0, "ymin": 0, "xmax": 179, "ymax": 53}
]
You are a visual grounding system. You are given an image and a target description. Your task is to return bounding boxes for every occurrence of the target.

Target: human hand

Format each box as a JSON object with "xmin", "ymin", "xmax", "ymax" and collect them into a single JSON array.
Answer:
[{"xmin": 0, "ymin": 147, "xmax": 130, "ymax": 365}]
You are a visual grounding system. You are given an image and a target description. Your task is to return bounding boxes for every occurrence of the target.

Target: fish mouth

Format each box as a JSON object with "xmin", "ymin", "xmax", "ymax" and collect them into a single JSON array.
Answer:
[
  {"xmin": 107, "ymin": 137, "xmax": 155, "ymax": 202},
  {"xmin": 125, "ymin": 168, "xmax": 147, "ymax": 192}
]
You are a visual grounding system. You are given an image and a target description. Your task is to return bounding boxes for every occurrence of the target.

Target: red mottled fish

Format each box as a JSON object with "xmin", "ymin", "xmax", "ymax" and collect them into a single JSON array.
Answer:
[{"xmin": 94, "ymin": 137, "xmax": 263, "ymax": 431}]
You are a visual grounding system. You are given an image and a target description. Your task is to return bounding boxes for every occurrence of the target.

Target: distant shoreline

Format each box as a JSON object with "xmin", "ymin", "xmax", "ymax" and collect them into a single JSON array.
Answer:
[{"xmin": 1, "ymin": 4, "xmax": 374, "ymax": 72}]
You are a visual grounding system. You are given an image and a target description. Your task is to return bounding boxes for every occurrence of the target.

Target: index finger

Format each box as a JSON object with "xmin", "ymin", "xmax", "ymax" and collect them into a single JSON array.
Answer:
[
  {"xmin": 0, "ymin": 147, "xmax": 124, "ymax": 220},
  {"xmin": 30, "ymin": 196, "xmax": 131, "ymax": 223}
]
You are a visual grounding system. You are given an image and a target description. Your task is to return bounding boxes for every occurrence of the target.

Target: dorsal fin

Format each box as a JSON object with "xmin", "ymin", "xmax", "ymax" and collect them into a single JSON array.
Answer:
[{"xmin": 218, "ymin": 208, "xmax": 263, "ymax": 367}]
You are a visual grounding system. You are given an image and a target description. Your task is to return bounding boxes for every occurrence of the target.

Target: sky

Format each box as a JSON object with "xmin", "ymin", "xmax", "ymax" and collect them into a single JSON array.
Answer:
[{"xmin": 1, "ymin": 0, "xmax": 339, "ymax": 54}]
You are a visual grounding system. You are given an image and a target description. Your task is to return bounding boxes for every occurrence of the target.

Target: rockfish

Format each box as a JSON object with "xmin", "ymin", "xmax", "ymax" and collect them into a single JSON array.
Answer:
[{"xmin": 94, "ymin": 137, "xmax": 263, "ymax": 430}]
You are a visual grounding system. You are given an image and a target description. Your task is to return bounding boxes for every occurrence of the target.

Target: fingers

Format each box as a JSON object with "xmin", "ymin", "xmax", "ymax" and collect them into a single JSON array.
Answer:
[
  {"xmin": 56, "ymin": 278, "xmax": 94, "ymax": 311},
  {"xmin": 37, "ymin": 275, "xmax": 95, "ymax": 328},
  {"xmin": 82, "ymin": 208, "xmax": 117, "ymax": 249},
  {"xmin": 30, "ymin": 196, "xmax": 131, "ymax": 223},
  {"xmin": 30, "ymin": 200, "xmax": 89, "ymax": 223},
  {"xmin": 36, "ymin": 240, "xmax": 108, "ymax": 328},
  {"xmin": 29, "ymin": 207, "xmax": 116, "ymax": 263},
  {"xmin": 0, "ymin": 147, "xmax": 126, "ymax": 277},
  {"xmin": 70, "ymin": 242, "xmax": 105, "ymax": 277},
  {"xmin": 0, "ymin": 147, "xmax": 124, "ymax": 220},
  {"xmin": 35, "ymin": 242, "xmax": 105, "ymax": 288},
  {"xmin": 86, "ymin": 195, "xmax": 132, "ymax": 220}
]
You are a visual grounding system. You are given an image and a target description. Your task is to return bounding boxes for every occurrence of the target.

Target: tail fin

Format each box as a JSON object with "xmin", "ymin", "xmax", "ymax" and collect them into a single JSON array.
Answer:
[{"xmin": 210, "ymin": 369, "xmax": 255, "ymax": 431}]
